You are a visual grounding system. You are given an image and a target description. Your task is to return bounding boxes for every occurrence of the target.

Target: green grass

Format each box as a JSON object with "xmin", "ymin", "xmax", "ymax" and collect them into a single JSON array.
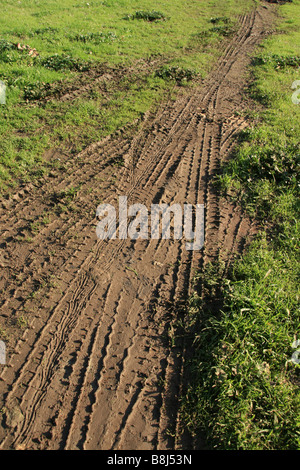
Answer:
[
  {"xmin": 0, "ymin": 0, "xmax": 254, "ymax": 190},
  {"xmin": 181, "ymin": 0, "xmax": 300, "ymax": 450},
  {"xmin": 182, "ymin": 234, "xmax": 300, "ymax": 449}
]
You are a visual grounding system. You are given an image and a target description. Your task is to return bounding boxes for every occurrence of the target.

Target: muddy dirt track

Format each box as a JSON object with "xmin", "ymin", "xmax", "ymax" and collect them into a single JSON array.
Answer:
[{"xmin": 0, "ymin": 4, "xmax": 275, "ymax": 450}]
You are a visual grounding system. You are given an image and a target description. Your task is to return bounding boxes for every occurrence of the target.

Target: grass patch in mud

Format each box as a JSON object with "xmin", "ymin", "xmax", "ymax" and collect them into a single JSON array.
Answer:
[
  {"xmin": 181, "ymin": 0, "xmax": 300, "ymax": 450},
  {"xmin": 0, "ymin": 0, "xmax": 254, "ymax": 191}
]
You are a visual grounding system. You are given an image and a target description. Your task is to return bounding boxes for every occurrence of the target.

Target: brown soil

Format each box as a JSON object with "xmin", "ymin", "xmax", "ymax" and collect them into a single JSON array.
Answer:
[{"xmin": 0, "ymin": 4, "xmax": 276, "ymax": 450}]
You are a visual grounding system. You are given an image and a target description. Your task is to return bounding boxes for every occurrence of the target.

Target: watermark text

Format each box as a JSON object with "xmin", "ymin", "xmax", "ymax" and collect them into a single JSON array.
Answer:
[{"xmin": 96, "ymin": 197, "xmax": 205, "ymax": 251}]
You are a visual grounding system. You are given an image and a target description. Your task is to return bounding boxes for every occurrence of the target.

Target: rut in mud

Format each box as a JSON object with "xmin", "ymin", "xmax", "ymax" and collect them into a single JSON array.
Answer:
[{"xmin": 0, "ymin": 5, "xmax": 275, "ymax": 450}]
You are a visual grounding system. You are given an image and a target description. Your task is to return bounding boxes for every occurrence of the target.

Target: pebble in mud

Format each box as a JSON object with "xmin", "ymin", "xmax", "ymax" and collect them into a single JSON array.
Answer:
[{"xmin": 4, "ymin": 404, "xmax": 24, "ymax": 430}]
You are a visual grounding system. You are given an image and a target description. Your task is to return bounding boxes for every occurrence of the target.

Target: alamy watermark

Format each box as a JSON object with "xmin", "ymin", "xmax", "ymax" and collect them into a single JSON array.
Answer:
[
  {"xmin": 291, "ymin": 80, "xmax": 300, "ymax": 105},
  {"xmin": 288, "ymin": 339, "xmax": 300, "ymax": 365},
  {"xmin": 0, "ymin": 80, "xmax": 6, "ymax": 105},
  {"xmin": 96, "ymin": 197, "xmax": 205, "ymax": 251},
  {"xmin": 0, "ymin": 340, "xmax": 6, "ymax": 365}
]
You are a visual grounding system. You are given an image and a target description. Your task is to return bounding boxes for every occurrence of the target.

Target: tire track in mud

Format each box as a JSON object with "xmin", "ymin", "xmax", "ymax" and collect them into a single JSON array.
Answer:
[{"xmin": 0, "ymin": 5, "xmax": 275, "ymax": 450}]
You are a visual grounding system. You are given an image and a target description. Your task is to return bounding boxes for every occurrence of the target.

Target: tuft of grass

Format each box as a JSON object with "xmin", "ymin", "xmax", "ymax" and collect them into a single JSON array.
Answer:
[
  {"xmin": 0, "ymin": 39, "xmax": 15, "ymax": 52},
  {"xmin": 38, "ymin": 54, "xmax": 91, "ymax": 72},
  {"xmin": 209, "ymin": 16, "xmax": 237, "ymax": 37},
  {"xmin": 28, "ymin": 27, "xmax": 59, "ymax": 37},
  {"xmin": 155, "ymin": 65, "xmax": 196, "ymax": 85},
  {"xmin": 71, "ymin": 31, "xmax": 117, "ymax": 44},
  {"xmin": 123, "ymin": 10, "xmax": 168, "ymax": 22},
  {"xmin": 17, "ymin": 315, "xmax": 28, "ymax": 329},
  {"xmin": 210, "ymin": 16, "xmax": 231, "ymax": 24},
  {"xmin": 23, "ymin": 81, "xmax": 53, "ymax": 101}
]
